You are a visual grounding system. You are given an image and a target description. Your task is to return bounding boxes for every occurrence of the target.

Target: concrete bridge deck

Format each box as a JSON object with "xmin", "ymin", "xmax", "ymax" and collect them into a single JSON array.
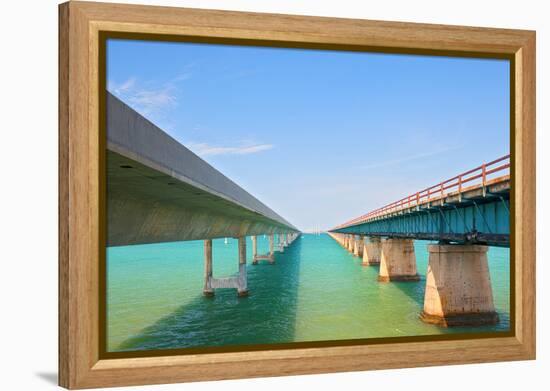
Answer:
[{"xmin": 107, "ymin": 93, "xmax": 298, "ymax": 247}]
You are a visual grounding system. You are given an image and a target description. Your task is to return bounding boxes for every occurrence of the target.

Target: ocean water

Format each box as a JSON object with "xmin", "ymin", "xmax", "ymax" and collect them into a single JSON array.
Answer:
[{"xmin": 106, "ymin": 234, "xmax": 510, "ymax": 352}]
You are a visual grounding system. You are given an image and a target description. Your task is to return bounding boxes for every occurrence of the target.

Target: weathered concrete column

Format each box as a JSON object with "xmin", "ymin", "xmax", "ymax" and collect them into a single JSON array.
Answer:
[
  {"xmin": 347, "ymin": 235, "xmax": 355, "ymax": 252},
  {"xmin": 203, "ymin": 239, "xmax": 214, "ymax": 297},
  {"xmin": 279, "ymin": 233, "xmax": 285, "ymax": 252},
  {"xmin": 253, "ymin": 234, "xmax": 275, "ymax": 265},
  {"xmin": 251, "ymin": 235, "xmax": 258, "ymax": 265},
  {"xmin": 362, "ymin": 236, "xmax": 381, "ymax": 266},
  {"xmin": 420, "ymin": 244, "xmax": 498, "ymax": 327},
  {"xmin": 206, "ymin": 237, "xmax": 249, "ymax": 297},
  {"xmin": 237, "ymin": 236, "xmax": 248, "ymax": 297},
  {"xmin": 353, "ymin": 235, "xmax": 364, "ymax": 257},
  {"xmin": 378, "ymin": 238, "xmax": 420, "ymax": 282}
]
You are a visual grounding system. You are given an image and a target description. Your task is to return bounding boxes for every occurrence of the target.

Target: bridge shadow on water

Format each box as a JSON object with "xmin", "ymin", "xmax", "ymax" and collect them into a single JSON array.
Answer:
[
  {"xmin": 116, "ymin": 240, "xmax": 303, "ymax": 352},
  {"xmin": 390, "ymin": 277, "xmax": 426, "ymax": 308}
]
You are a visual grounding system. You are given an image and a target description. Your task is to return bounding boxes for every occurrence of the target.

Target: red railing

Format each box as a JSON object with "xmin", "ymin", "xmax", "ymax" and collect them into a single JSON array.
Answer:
[{"xmin": 333, "ymin": 154, "xmax": 510, "ymax": 230}]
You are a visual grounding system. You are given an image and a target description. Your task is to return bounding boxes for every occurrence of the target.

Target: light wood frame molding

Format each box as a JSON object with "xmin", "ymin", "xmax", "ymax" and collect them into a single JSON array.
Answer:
[{"xmin": 59, "ymin": 1, "xmax": 536, "ymax": 389}]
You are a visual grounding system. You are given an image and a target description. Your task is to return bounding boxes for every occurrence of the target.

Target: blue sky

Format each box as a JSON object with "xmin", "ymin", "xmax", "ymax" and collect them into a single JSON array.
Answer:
[{"xmin": 107, "ymin": 39, "xmax": 510, "ymax": 232}]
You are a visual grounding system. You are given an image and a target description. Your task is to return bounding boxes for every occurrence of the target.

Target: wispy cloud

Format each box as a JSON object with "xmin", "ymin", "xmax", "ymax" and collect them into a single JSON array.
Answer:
[
  {"xmin": 172, "ymin": 72, "xmax": 192, "ymax": 82},
  {"xmin": 109, "ymin": 77, "xmax": 136, "ymax": 95},
  {"xmin": 108, "ymin": 77, "xmax": 178, "ymax": 117},
  {"xmin": 127, "ymin": 86, "xmax": 177, "ymax": 114},
  {"xmin": 187, "ymin": 142, "xmax": 274, "ymax": 157},
  {"xmin": 108, "ymin": 67, "xmax": 194, "ymax": 118},
  {"xmin": 359, "ymin": 145, "xmax": 463, "ymax": 170}
]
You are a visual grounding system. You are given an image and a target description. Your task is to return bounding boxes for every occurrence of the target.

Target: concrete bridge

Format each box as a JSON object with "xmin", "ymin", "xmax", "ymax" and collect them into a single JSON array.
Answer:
[
  {"xmin": 329, "ymin": 155, "xmax": 510, "ymax": 327},
  {"xmin": 107, "ymin": 93, "xmax": 300, "ymax": 297}
]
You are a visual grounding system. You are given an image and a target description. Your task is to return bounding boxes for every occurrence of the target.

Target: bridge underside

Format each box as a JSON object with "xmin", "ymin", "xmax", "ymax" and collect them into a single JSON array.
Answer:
[
  {"xmin": 107, "ymin": 151, "xmax": 296, "ymax": 246},
  {"xmin": 332, "ymin": 179, "xmax": 510, "ymax": 247},
  {"xmin": 106, "ymin": 93, "xmax": 297, "ymax": 247}
]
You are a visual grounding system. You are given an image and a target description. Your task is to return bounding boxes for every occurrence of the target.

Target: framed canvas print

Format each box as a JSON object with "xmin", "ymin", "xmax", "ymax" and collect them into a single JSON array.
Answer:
[{"xmin": 58, "ymin": 1, "xmax": 536, "ymax": 389}]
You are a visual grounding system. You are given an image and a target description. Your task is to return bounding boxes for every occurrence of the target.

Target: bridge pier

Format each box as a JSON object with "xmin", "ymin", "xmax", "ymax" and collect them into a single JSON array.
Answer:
[
  {"xmin": 420, "ymin": 244, "xmax": 498, "ymax": 326},
  {"xmin": 378, "ymin": 238, "xmax": 420, "ymax": 282},
  {"xmin": 203, "ymin": 237, "xmax": 248, "ymax": 297},
  {"xmin": 347, "ymin": 235, "xmax": 355, "ymax": 252},
  {"xmin": 251, "ymin": 235, "xmax": 258, "ymax": 262},
  {"xmin": 353, "ymin": 235, "xmax": 364, "ymax": 257},
  {"xmin": 362, "ymin": 236, "xmax": 381, "ymax": 266},
  {"xmin": 269, "ymin": 234, "xmax": 275, "ymax": 258},
  {"xmin": 236, "ymin": 237, "xmax": 249, "ymax": 296},
  {"xmin": 278, "ymin": 233, "xmax": 285, "ymax": 252},
  {"xmin": 203, "ymin": 239, "xmax": 214, "ymax": 297},
  {"xmin": 252, "ymin": 234, "xmax": 275, "ymax": 265}
]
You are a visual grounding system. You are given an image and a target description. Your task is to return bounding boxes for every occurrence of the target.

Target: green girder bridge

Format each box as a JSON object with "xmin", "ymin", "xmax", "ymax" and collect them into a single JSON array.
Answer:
[{"xmin": 330, "ymin": 155, "xmax": 510, "ymax": 247}]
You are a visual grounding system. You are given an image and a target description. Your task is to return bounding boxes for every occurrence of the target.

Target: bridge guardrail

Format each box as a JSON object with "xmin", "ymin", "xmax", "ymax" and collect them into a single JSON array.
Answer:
[{"xmin": 334, "ymin": 154, "xmax": 510, "ymax": 229}]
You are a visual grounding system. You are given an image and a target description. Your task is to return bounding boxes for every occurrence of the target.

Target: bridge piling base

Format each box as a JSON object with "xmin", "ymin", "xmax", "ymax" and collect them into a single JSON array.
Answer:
[
  {"xmin": 252, "ymin": 235, "xmax": 275, "ymax": 265},
  {"xmin": 203, "ymin": 237, "xmax": 248, "ymax": 297},
  {"xmin": 203, "ymin": 239, "xmax": 214, "ymax": 297},
  {"xmin": 347, "ymin": 235, "xmax": 355, "ymax": 253},
  {"xmin": 378, "ymin": 238, "xmax": 420, "ymax": 282},
  {"xmin": 278, "ymin": 233, "xmax": 285, "ymax": 253},
  {"xmin": 362, "ymin": 237, "xmax": 381, "ymax": 266},
  {"xmin": 420, "ymin": 244, "xmax": 498, "ymax": 327},
  {"xmin": 254, "ymin": 234, "xmax": 275, "ymax": 265},
  {"xmin": 353, "ymin": 235, "xmax": 364, "ymax": 257}
]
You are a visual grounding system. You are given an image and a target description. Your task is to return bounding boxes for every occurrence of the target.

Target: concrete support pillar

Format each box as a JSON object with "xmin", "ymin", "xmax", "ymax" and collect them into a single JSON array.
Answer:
[
  {"xmin": 279, "ymin": 233, "xmax": 285, "ymax": 252},
  {"xmin": 237, "ymin": 237, "xmax": 248, "ymax": 297},
  {"xmin": 362, "ymin": 237, "xmax": 381, "ymax": 266},
  {"xmin": 254, "ymin": 234, "xmax": 275, "ymax": 265},
  {"xmin": 420, "ymin": 244, "xmax": 498, "ymax": 327},
  {"xmin": 347, "ymin": 235, "xmax": 354, "ymax": 252},
  {"xmin": 251, "ymin": 235, "xmax": 258, "ymax": 265},
  {"xmin": 353, "ymin": 235, "xmax": 364, "ymax": 257},
  {"xmin": 269, "ymin": 234, "xmax": 274, "ymax": 255},
  {"xmin": 378, "ymin": 238, "xmax": 419, "ymax": 282},
  {"xmin": 203, "ymin": 239, "xmax": 214, "ymax": 297},
  {"xmin": 205, "ymin": 237, "xmax": 248, "ymax": 297}
]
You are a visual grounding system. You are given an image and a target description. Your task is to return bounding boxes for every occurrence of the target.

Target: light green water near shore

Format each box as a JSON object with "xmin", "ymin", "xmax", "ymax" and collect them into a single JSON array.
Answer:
[{"xmin": 107, "ymin": 234, "xmax": 510, "ymax": 352}]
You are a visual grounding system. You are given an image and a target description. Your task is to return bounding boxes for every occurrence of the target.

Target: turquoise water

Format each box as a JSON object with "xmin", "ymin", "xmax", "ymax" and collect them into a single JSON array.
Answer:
[{"xmin": 106, "ymin": 234, "xmax": 510, "ymax": 352}]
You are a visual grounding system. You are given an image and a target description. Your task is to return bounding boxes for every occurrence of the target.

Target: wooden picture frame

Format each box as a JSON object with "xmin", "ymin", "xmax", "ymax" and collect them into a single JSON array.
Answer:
[{"xmin": 59, "ymin": 1, "xmax": 536, "ymax": 389}]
